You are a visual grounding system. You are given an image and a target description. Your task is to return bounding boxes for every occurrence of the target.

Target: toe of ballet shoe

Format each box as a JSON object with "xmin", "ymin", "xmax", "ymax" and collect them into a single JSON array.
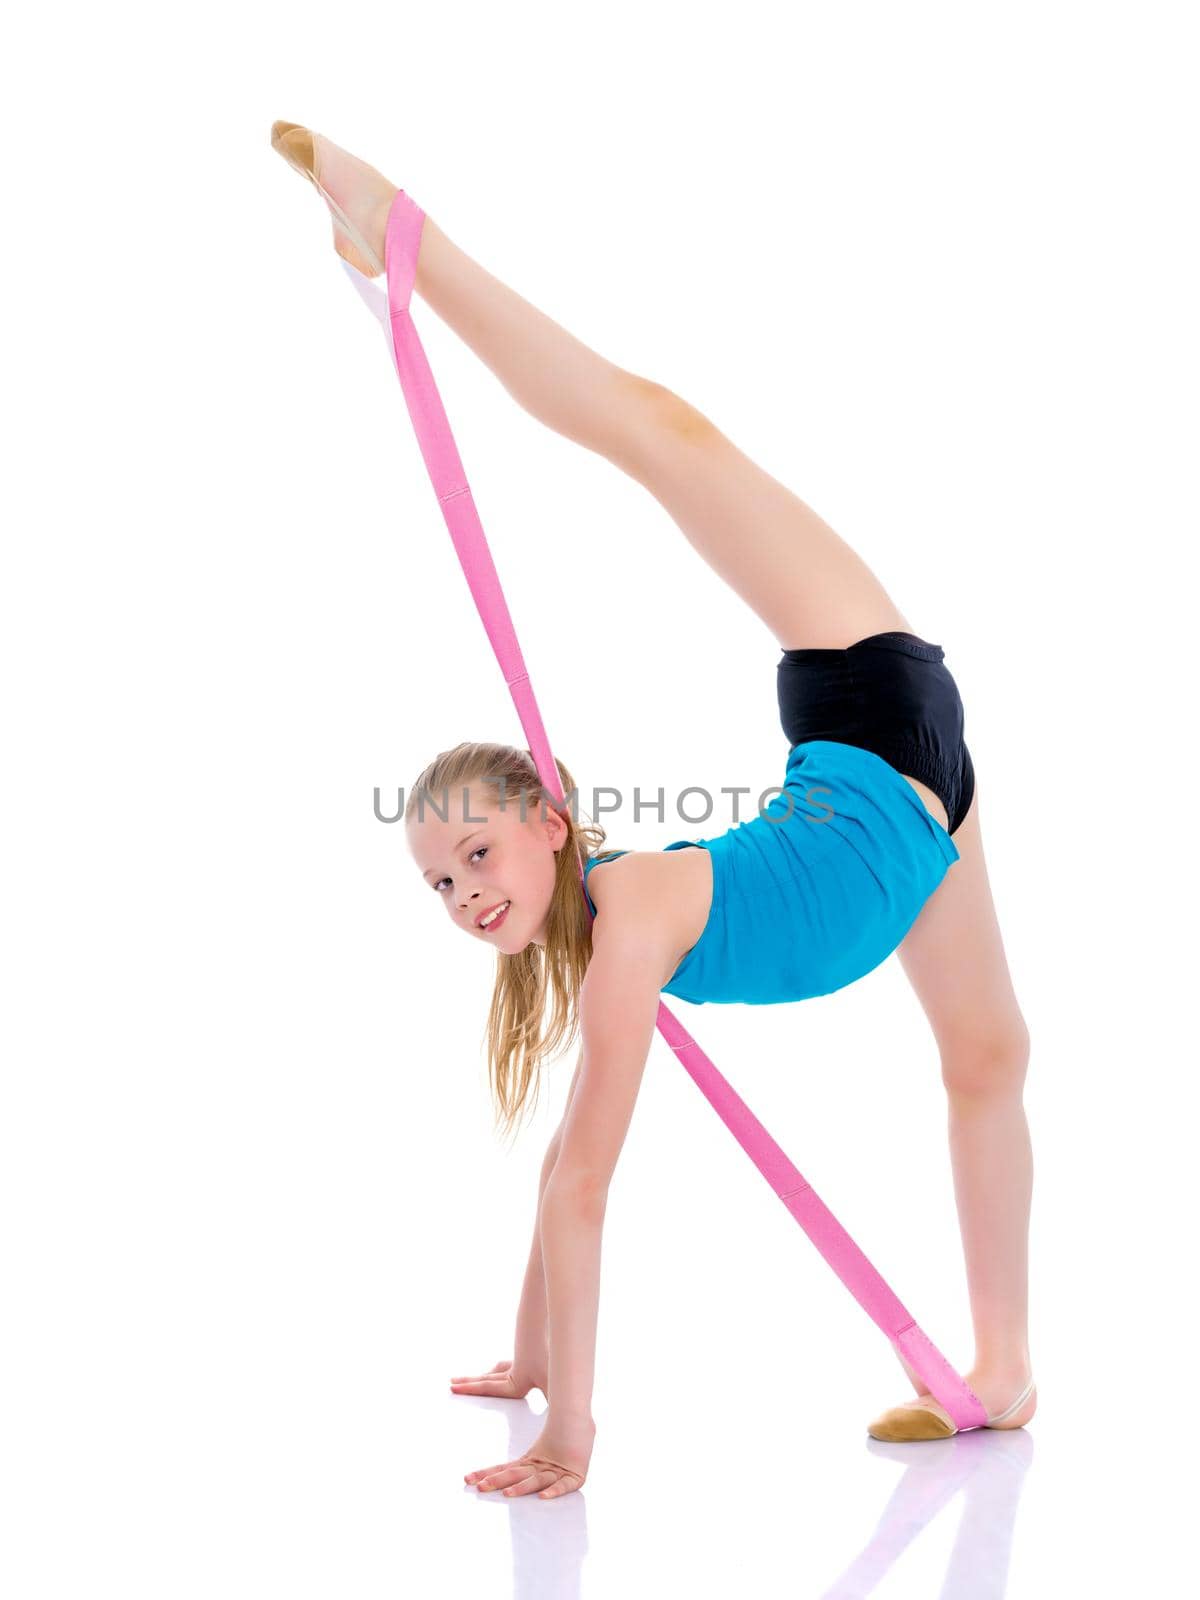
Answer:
[
  {"xmin": 271, "ymin": 119, "xmax": 305, "ymax": 148},
  {"xmin": 270, "ymin": 122, "xmax": 316, "ymax": 178},
  {"xmin": 867, "ymin": 1400, "xmax": 958, "ymax": 1442}
]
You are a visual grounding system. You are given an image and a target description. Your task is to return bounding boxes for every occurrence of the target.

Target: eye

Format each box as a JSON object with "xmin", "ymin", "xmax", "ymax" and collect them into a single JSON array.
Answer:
[{"xmin": 433, "ymin": 844, "xmax": 488, "ymax": 893}]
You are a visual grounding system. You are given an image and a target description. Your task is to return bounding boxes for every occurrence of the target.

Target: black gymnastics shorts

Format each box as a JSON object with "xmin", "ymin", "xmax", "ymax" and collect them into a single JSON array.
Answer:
[{"xmin": 776, "ymin": 630, "xmax": 976, "ymax": 836}]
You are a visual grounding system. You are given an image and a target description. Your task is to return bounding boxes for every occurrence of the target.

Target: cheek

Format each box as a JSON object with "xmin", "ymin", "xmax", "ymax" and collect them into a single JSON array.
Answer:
[{"xmin": 529, "ymin": 851, "xmax": 560, "ymax": 900}]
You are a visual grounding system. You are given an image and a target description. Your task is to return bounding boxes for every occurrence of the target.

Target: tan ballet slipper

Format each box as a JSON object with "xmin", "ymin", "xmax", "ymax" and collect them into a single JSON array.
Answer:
[
  {"xmin": 867, "ymin": 1377, "xmax": 1037, "ymax": 1442},
  {"xmin": 270, "ymin": 120, "xmax": 394, "ymax": 278}
]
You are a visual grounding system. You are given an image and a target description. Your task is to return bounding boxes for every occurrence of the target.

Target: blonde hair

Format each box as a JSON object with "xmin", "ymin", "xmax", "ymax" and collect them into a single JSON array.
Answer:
[{"xmin": 405, "ymin": 740, "xmax": 620, "ymax": 1144}]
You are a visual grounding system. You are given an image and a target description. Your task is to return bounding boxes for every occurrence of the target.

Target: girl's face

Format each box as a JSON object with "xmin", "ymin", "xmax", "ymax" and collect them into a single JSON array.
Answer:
[{"xmin": 407, "ymin": 785, "xmax": 570, "ymax": 953}]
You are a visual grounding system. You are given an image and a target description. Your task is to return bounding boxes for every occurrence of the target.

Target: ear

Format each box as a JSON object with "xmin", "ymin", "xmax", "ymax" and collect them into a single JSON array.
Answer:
[{"xmin": 545, "ymin": 806, "xmax": 571, "ymax": 851}]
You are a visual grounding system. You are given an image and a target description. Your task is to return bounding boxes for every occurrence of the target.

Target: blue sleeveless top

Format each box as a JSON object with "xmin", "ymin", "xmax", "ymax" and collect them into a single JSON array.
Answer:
[{"xmin": 582, "ymin": 739, "xmax": 960, "ymax": 1006}]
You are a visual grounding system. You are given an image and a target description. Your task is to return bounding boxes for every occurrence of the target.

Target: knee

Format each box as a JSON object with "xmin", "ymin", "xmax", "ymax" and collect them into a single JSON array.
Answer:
[
  {"xmin": 940, "ymin": 1022, "xmax": 1031, "ymax": 1097},
  {"xmin": 620, "ymin": 372, "xmax": 720, "ymax": 444}
]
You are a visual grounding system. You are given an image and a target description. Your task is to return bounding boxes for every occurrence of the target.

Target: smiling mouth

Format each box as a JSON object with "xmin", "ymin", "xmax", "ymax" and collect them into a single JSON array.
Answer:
[{"xmin": 476, "ymin": 900, "xmax": 511, "ymax": 932}]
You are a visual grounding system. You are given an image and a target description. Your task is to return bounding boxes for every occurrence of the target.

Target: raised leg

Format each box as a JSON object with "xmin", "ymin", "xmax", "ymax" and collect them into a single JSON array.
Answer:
[
  {"xmin": 271, "ymin": 127, "xmax": 914, "ymax": 653},
  {"xmin": 602, "ymin": 377, "xmax": 914, "ymax": 650}
]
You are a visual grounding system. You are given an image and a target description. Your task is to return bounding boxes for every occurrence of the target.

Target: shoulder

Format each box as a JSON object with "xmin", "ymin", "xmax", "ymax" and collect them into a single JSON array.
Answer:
[
  {"xmin": 586, "ymin": 849, "xmax": 663, "ymax": 913},
  {"xmin": 586, "ymin": 851, "xmax": 685, "ymax": 973}
]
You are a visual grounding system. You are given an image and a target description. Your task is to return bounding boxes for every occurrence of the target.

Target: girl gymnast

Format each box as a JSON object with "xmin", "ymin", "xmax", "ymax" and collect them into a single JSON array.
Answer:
[{"xmin": 271, "ymin": 122, "xmax": 1037, "ymax": 1500}]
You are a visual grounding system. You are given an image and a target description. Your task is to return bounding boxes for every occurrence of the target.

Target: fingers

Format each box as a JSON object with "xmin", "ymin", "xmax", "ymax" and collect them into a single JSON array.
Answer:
[
  {"xmin": 450, "ymin": 1377, "xmax": 515, "ymax": 1396},
  {"xmin": 538, "ymin": 1474, "xmax": 581, "ymax": 1499},
  {"xmin": 493, "ymin": 1465, "xmax": 559, "ymax": 1497},
  {"xmin": 449, "ymin": 1360, "xmax": 512, "ymax": 1387},
  {"xmin": 526, "ymin": 1456, "xmax": 584, "ymax": 1498},
  {"xmin": 507, "ymin": 1467, "xmax": 561, "ymax": 1498},
  {"xmin": 467, "ymin": 1455, "xmax": 584, "ymax": 1498},
  {"xmin": 470, "ymin": 1461, "xmax": 558, "ymax": 1496}
]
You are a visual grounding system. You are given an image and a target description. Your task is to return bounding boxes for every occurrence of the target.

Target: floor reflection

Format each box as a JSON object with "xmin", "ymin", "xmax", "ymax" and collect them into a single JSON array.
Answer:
[
  {"xmin": 822, "ymin": 1428, "xmax": 1035, "ymax": 1598},
  {"xmin": 455, "ymin": 1392, "xmax": 1033, "ymax": 1600}
]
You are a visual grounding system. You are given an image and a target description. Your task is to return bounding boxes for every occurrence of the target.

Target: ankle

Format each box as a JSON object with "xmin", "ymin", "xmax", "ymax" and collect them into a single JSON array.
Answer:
[{"xmin": 970, "ymin": 1354, "xmax": 1032, "ymax": 1383}]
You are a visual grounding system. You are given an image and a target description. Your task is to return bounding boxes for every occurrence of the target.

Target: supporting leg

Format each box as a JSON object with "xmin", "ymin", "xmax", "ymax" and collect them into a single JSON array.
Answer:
[
  {"xmin": 890, "ymin": 782, "xmax": 1037, "ymax": 1428},
  {"xmin": 944, "ymin": 1068, "xmax": 1033, "ymax": 1378}
]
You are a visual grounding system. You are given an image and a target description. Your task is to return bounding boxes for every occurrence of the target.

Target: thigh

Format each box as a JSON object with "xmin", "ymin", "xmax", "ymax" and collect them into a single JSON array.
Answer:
[
  {"xmin": 896, "ymin": 780, "xmax": 1030, "ymax": 1065},
  {"xmin": 609, "ymin": 376, "xmax": 912, "ymax": 650}
]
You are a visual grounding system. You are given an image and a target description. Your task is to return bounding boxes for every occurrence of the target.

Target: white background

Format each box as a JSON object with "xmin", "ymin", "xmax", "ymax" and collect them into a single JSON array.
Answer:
[{"xmin": 4, "ymin": 2, "xmax": 1196, "ymax": 1594}]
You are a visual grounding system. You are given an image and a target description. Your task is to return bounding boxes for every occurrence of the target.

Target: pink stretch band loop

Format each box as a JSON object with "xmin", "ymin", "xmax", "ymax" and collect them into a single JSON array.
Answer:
[
  {"xmin": 385, "ymin": 190, "xmax": 424, "ymax": 311},
  {"xmin": 374, "ymin": 190, "xmax": 986, "ymax": 1433}
]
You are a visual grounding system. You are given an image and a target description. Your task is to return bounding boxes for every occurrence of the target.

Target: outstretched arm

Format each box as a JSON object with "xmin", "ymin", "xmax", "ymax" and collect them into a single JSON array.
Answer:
[{"xmin": 410, "ymin": 212, "xmax": 690, "ymax": 461}]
